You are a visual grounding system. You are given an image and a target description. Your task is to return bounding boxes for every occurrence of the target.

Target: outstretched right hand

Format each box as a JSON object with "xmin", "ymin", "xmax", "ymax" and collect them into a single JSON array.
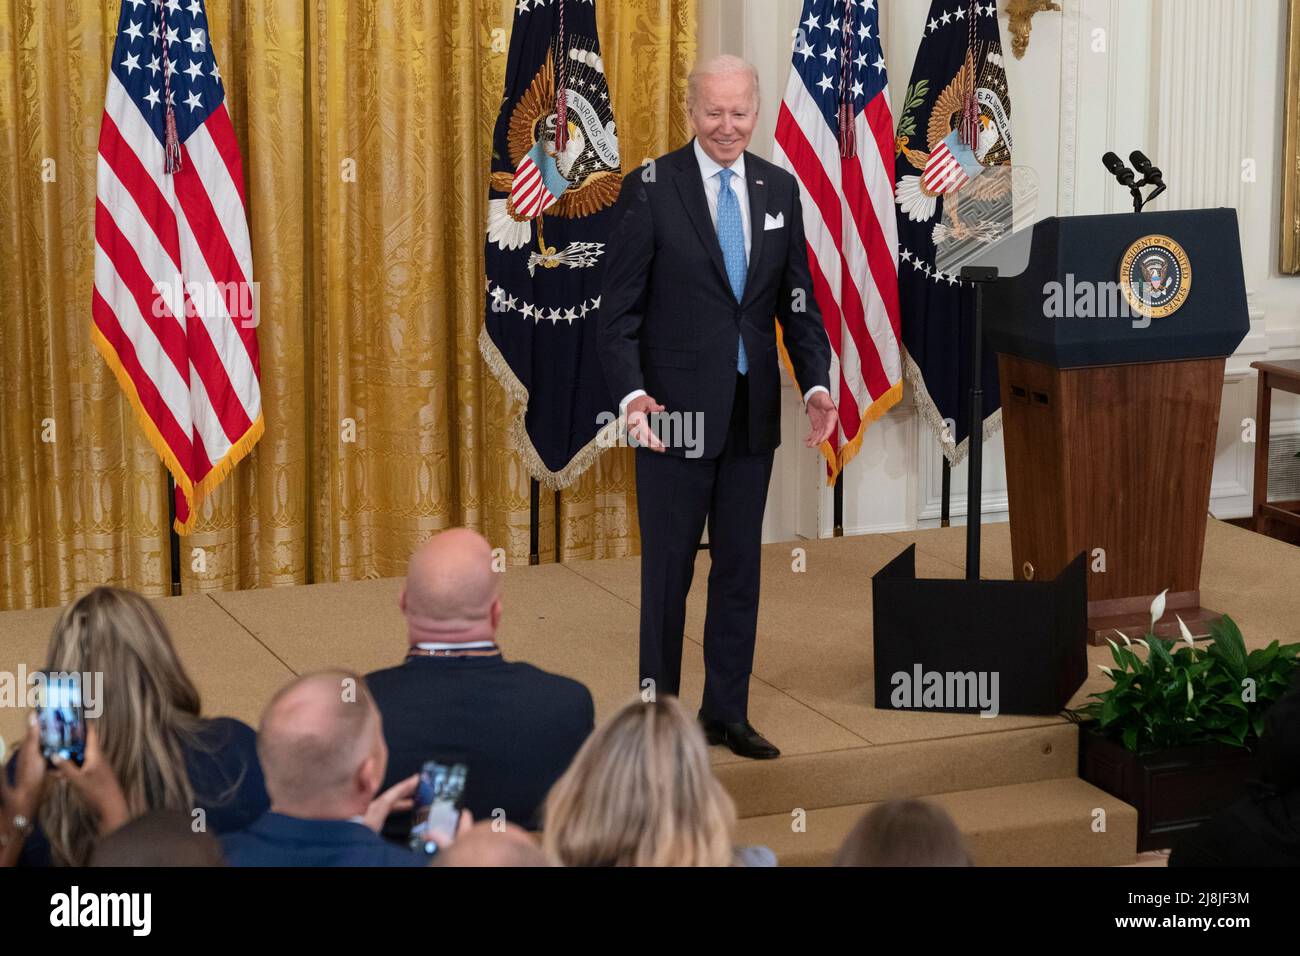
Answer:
[{"xmin": 625, "ymin": 394, "xmax": 667, "ymax": 453}]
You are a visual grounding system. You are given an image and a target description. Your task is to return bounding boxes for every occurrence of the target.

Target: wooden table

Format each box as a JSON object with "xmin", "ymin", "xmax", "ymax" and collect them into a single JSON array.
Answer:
[{"xmin": 1251, "ymin": 359, "xmax": 1300, "ymax": 535}]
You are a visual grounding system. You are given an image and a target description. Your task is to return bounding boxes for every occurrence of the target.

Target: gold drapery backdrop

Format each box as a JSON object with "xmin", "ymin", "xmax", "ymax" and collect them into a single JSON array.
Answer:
[{"xmin": 0, "ymin": 0, "xmax": 696, "ymax": 611}]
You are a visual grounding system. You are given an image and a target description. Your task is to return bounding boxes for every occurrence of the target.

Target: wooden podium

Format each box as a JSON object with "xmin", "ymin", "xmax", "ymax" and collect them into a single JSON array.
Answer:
[{"xmin": 983, "ymin": 209, "xmax": 1250, "ymax": 644}]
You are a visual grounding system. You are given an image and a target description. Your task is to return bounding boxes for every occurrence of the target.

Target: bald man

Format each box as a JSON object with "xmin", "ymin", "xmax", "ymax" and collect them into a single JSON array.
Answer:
[
  {"xmin": 221, "ymin": 672, "xmax": 427, "ymax": 866},
  {"xmin": 366, "ymin": 528, "xmax": 593, "ymax": 839}
]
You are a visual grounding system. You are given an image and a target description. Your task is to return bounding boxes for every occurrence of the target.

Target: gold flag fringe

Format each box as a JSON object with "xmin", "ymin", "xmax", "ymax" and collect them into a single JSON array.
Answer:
[
  {"xmin": 901, "ymin": 348, "xmax": 1003, "ymax": 468},
  {"xmin": 477, "ymin": 322, "xmax": 619, "ymax": 491},
  {"xmin": 91, "ymin": 323, "xmax": 264, "ymax": 535},
  {"xmin": 774, "ymin": 323, "xmax": 905, "ymax": 486}
]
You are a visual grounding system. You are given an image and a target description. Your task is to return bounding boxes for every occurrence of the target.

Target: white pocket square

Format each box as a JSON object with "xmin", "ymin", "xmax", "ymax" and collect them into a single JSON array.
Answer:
[{"xmin": 763, "ymin": 212, "xmax": 784, "ymax": 231}]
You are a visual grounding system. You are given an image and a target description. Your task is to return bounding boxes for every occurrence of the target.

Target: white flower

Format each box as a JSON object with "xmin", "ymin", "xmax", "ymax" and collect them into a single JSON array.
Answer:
[
  {"xmin": 1187, "ymin": 680, "xmax": 1194, "ymax": 703},
  {"xmin": 1113, "ymin": 629, "xmax": 1132, "ymax": 648},
  {"xmin": 1098, "ymin": 665, "xmax": 1115, "ymax": 677},
  {"xmin": 1149, "ymin": 588, "xmax": 1169, "ymax": 632},
  {"xmin": 1176, "ymin": 615, "xmax": 1195, "ymax": 648}
]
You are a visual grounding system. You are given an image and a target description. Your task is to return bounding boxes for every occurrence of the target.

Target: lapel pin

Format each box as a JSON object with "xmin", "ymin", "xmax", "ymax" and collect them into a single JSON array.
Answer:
[{"xmin": 755, "ymin": 179, "xmax": 763, "ymax": 185}]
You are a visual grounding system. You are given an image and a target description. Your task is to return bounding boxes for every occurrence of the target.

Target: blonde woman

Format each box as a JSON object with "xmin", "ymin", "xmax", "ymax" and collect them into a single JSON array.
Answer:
[
  {"xmin": 3, "ymin": 587, "xmax": 269, "ymax": 866},
  {"xmin": 542, "ymin": 696, "xmax": 772, "ymax": 866}
]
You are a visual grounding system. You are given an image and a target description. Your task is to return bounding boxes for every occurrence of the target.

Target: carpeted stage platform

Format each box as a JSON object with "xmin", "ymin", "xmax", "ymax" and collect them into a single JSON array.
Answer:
[{"xmin": 3, "ymin": 519, "xmax": 1296, "ymax": 865}]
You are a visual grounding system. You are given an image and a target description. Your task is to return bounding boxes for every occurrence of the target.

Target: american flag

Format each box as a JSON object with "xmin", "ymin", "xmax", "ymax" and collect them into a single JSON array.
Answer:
[
  {"xmin": 921, "ymin": 128, "xmax": 985, "ymax": 196},
  {"xmin": 774, "ymin": 0, "xmax": 901, "ymax": 481},
  {"xmin": 92, "ymin": 0, "xmax": 261, "ymax": 533},
  {"xmin": 509, "ymin": 143, "xmax": 563, "ymax": 218}
]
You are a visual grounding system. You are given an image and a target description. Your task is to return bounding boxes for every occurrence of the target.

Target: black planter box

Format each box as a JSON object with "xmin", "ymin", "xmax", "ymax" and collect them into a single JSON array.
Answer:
[{"xmin": 1078, "ymin": 725, "xmax": 1259, "ymax": 852}]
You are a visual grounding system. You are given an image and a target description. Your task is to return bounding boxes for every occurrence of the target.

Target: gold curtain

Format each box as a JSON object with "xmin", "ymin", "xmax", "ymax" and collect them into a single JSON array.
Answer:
[{"xmin": 0, "ymin": 0, "xmax": 696, "ymax": 610}]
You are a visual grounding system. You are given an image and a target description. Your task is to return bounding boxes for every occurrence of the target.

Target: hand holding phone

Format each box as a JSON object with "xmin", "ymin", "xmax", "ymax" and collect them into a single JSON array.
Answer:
[
  {"xmin": 409, "ymin": 760, "xmax": 468, "ymax": 856},
  {"xmin": 36, "ymin": 672, "xmax": 86, "ymax": 767}
]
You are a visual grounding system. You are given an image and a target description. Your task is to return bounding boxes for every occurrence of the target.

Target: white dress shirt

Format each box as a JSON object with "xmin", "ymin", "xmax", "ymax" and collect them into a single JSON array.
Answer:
[{"xmin": 619, "ymin": 138, "xmax": 829, "ymax": 413}]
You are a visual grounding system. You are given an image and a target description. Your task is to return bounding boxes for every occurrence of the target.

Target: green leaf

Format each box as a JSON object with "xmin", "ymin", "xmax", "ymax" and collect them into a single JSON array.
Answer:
[
  {"xmin": 1208, "ymin": 615, "xmax": 1249, "ymax": 681},
  {"xmin": 903, "ymin": 80, "xmax": 929, "ymax": 113},
  {"xmin": 1148, "ymin": 636, "xmax": 1175, "ymax": 670},
  {"xmin": 1122, "ymin": 726, "xmax": 1139, "ymax": 751}
]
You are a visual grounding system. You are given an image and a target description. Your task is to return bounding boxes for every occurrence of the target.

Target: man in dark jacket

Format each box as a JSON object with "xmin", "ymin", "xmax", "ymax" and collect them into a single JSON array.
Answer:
[
  {"xmin": 222, "ymin": 671, "xmax": 426, "ymax": 867},
  {"xmin": 597, "ymin": 55, "xmax": 834, "ymax": 759},
  {"xmin": 367, "ymin": 529, "xmax": 594, "ymax": 839}
]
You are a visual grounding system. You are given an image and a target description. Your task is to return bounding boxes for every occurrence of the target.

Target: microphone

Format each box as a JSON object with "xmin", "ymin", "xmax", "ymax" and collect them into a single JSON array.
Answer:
[
  {"xmin": 1103, "ymin": 151, "xmax": 1136, "ymax": 187},
  {"xmin": 1129, "ymin": 150, "xmax": 1163, "ymax": 186}
]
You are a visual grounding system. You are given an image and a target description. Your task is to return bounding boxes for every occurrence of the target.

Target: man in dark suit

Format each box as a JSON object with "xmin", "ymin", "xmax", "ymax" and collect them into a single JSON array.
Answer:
[
  {"xmin": 222, "ymin": 671, "xmax": 427, "ymax": 867},
  {"xmin": 598, "ymin": 56, "xmax": 836, "ymax": 759},
  {"xmin": 367, "ymin": 528, "xmax": 594, "ymax": 836}
]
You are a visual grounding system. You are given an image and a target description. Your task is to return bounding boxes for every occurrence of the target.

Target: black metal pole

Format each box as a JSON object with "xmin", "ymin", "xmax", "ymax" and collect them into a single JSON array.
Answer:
[
  {"xmin": 166, "ymin": 474, "xmax": 182, "ymax": 595},
  {"xmin": 940, "ymin": 459, "xmax": 951, "ymax": 528},
  {"xmin": 528, "ymin": 478, "xmax": 540, "ymax": 566},
  {"xmin": 963, "ymin": 275, "xmax": 989, "ymax": 582},
  {"xmin": 833, "ymin": 470, "xmax": 844, "ymax": 537},
  {"xmin": 553, "ymin": 489, "xmax": 562, "ymax": 563}
]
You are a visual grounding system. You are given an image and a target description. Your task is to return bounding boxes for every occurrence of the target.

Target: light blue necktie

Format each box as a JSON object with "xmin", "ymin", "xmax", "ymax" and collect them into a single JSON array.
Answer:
[{"xmin": 716, "ymin": 167, "xmax": 749, "ymax": 375}]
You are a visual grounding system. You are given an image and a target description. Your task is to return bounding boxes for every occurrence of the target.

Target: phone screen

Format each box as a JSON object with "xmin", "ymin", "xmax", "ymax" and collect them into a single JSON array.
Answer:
[
  {"xmin": 409, "ymin": 760, "xmax": 467, "ymax": 856},
  {"xmin": 37, "ymin": 672, "xmax": 86, "ymax": 766}
]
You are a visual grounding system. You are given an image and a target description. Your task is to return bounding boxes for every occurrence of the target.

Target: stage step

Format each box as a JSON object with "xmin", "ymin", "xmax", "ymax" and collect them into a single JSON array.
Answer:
[
  {"xmin": 714, "ymin": 722, "xmax": 1079, "ymax": 819},
  {"xmin": 734, "ymin": 778, "xmax": 1138, "ymax": 867}
]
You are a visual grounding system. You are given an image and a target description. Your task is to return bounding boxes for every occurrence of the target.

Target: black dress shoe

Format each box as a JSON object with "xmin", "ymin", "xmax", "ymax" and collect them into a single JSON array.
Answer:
[{"xmin": 699, "ymin": 715, "xmax": 781, "ymax": 760}]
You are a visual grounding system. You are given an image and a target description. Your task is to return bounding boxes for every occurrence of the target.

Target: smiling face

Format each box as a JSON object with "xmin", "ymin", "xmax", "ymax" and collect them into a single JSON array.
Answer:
[{"xmin": 689, "ymin": 68, "xmax": 758, "ymax": 167}]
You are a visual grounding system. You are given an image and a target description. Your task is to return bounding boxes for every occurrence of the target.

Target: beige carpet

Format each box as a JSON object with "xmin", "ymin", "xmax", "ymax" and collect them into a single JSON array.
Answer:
[
  {"xmin": 4, "ymin": 518, "xmax": 1294, "ymax": 755},
  {"xmin": 2, "ymin": 518, "xmax": 1293, "ymax": 865}
]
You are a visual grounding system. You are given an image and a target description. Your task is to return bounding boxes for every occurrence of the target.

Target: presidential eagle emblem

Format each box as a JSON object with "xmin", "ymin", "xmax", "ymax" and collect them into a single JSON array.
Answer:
[
  {"xmin": 1119, "ymin": 234, "xmax": 1191, "ymax": 318},
  {"xmin": 486, "ymin": 42, "xmax": 622, "ymax": 268},
  {"xmin": 894, "ymin": 42, "xmax": 1012, "ymax": 232}
]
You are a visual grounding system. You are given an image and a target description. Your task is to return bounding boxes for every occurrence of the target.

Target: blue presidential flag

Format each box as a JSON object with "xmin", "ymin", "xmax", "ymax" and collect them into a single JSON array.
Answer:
[
  {"xmin": 894, "ymin": 0, "xmax": 1012, "ymax": 465},
  {"xmin": 480, "ymin": 0, "xmax": 622, "ymax": 486}
]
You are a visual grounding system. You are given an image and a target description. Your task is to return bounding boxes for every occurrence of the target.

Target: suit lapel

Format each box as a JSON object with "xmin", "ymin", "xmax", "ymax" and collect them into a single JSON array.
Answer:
[
  {"xmin": 743, "ymin": 155, "xmax": 766, "ymax": 305},
  {"xmin": 673, "ymin": 144, "xmax": 733, "ymax": 297}
]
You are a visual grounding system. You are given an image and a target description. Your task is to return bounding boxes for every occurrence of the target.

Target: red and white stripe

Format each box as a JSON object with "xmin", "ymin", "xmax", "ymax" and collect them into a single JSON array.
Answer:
[
  {"xmin": 511, "ymin": 154, "xmax": 559, "ymax": 218},
  {"xmin": 92, "ymin": 73, "xmax": 261, "ymax": 532},
  {"xmin": 773, "ymin": 72, "xmax": 902, "ymax": 479},
  {"xmin": 921, "ymin": 141, "xmax": 970, "ymax": 194}
]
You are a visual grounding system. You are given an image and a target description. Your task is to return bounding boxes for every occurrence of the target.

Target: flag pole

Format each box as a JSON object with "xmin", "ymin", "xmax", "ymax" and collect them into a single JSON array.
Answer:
[
  {"xmin": 553, "ymin": 489, "xmax": 562, "ymax": 563},
  {"xmin": 833, "ymin": 471, "xmax": 844, "ymax": 538},
  {"xmin": 940, "ymin": 459, "xmax": 951, "ymax": 527},
  {"xmin": 529, "ymin": 478, "xmax": 540, "ymax": 566},
  {"xmin": 165, "ymin": 473, "xmax": 182, "ymax": 596}
]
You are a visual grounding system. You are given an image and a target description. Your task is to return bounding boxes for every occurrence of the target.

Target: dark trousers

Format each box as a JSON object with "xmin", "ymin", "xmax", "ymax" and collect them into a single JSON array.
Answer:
[{"xmin": 634, "ymin": 374, "xmax": 774, "ymax": 723}]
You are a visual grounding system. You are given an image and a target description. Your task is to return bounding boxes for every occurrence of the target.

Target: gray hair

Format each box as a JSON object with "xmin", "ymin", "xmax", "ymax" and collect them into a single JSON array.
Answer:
[{"xmin": 687, "ymin": 54, "xmax": 760, "ymax": 112}]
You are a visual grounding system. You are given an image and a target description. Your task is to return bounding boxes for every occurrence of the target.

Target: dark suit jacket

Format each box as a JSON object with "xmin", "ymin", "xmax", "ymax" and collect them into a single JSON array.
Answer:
[
  {"xmin": 598, "ymin": 140, "xmax": 832, "ymax": 459},
  {"xmin": 365, "ymin": 655, "xmax": 594, "ymax": 837},
  {"xmin": 220, "ymin": 812, "xmax": 428, "ymax": 867}
]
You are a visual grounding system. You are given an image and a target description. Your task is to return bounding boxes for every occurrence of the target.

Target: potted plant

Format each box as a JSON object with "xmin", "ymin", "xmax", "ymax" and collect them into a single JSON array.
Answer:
[{"xmin": 1069, "ymin": 591, "xmax": 1300, "ymax": 851}]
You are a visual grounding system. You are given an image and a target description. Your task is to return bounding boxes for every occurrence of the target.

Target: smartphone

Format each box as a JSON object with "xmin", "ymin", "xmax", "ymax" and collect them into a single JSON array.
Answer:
[
  {"xmin": 36, "ymin": 671, "xmax": 86, "ymax": 766},
  {"xmin": 408, "ymin": 760, "xmax": 467, "ymax": 856}
]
